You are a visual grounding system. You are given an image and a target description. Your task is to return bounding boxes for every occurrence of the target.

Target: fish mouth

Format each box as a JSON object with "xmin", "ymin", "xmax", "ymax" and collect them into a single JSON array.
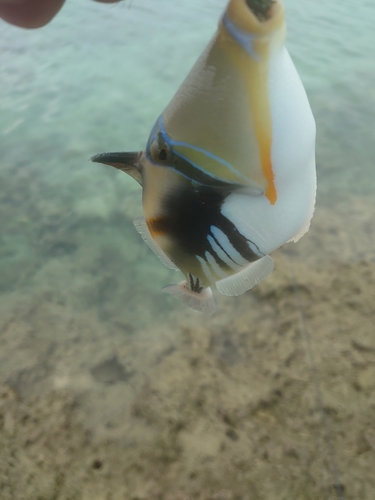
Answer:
[
  {"xmin": 245, "ymin": 0, "xmax": 276, "ymax": 21},
  {"xmin": 90, "ymin": 151, "xmax": 143, "ymax": 185},
  {"xmin": 90, "ymin": 151, "xmax": 141, "ymax": 168}
]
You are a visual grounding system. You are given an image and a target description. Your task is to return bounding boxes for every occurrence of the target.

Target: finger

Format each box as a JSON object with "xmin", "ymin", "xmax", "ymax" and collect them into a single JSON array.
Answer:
[{"xmin": 0, "ymin": 0, "xmax": 66, "ymax": 28}]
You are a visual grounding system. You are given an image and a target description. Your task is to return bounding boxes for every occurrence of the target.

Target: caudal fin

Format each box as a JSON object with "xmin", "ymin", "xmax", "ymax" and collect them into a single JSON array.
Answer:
[{"xmin": 162, "ymin": 281, "xmax": 217, "ymax": 314}]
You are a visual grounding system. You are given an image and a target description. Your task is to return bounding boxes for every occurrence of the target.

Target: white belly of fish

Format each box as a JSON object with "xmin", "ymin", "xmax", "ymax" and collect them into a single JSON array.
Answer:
[{"xmin": 222, "ymin": 47, "xmax": 316, "ymax": 255}]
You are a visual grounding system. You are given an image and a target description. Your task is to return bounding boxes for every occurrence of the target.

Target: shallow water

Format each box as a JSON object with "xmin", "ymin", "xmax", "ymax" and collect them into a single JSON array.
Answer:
[{"xmin": 1, "ymin": 1, "xmax": 375, "ymax": 499}]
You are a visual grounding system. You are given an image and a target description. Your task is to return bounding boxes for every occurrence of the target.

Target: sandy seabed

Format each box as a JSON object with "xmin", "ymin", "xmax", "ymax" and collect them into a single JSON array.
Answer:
[{"xmin": 0, "ymin": 193, "xmax": 375, "ymax": 500}]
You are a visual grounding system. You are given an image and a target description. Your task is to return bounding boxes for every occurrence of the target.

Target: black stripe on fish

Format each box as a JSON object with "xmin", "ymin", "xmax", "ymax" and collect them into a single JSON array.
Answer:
[
  {"xmin": 209, "ymin": 231, "xmax": 241, "ymax": 268},
  {"xmin": 149, "ymin": 184, "xmax": 259, "ymax": 266}
]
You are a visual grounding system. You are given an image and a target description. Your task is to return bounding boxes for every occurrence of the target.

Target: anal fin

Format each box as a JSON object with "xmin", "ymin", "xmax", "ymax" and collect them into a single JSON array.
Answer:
[{"xmin": 216, "ymin": 255, "xmax": 274, "ymax": 296}]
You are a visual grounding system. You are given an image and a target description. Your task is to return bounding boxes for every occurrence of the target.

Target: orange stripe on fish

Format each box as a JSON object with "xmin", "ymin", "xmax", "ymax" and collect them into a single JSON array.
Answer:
[
  {"xmin": 146, "ymin": 217, "xmax": 170, "ymax": 239},
  {"xmin": 262, "ymin": 147, "xmax": 277, "ymax": 205},
  {"xmin": 218, "ymin": 14, "xmax": 278, "ymax": 204}
]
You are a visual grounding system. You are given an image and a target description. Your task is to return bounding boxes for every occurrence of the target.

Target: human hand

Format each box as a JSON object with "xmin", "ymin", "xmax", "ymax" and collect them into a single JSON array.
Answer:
[{"xmin": 0, "ymin": 0, "xmax": 121, "ymax": 29}]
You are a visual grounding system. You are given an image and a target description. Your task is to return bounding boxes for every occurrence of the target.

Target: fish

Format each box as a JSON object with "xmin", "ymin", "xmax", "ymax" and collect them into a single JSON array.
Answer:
[{"xmin": 91, "ymin": 0, "xmax": 316, "ymax": 315}]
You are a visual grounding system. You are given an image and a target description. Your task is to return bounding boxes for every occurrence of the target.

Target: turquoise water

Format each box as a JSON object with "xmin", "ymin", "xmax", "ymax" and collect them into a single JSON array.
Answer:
[
  {"xmin": 1, "ymin": 1, "xmax": 375, "ymax": 498},
  {"xmin": 1, "ymin": 0, "xmax": 374, "ymax": 306}
]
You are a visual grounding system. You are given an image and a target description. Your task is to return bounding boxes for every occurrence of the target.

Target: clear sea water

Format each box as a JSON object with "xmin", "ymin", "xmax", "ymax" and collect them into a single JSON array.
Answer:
[
  {"xmin": 1, "ymin": 0, "xmax": 374, "ymax": 315},
  {"xmin": 1, "ymin": 1, "xmax": 375, "ymax": 498}
]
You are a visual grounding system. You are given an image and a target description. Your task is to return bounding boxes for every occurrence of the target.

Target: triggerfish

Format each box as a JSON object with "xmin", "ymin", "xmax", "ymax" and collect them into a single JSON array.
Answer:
[{"xmin": 91, "ymin": 0, "xmax": 316, "ymax": 314}]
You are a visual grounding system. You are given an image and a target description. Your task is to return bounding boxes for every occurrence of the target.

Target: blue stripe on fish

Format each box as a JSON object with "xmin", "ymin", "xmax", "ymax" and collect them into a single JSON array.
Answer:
[
  {"xmin": 173, "ymin": 151, "xmax": 225, "ymax": 182},
  {"xmin": 158, "ymin": 117, "xmax": 249, "ymax": 184},
  {"xmin": 168, "ymin": 142, "xmax": 247, "ymax": 184},
  {"xmin": 146, "ymin": 117, "xmax": 238, "ymax": 187},
  {"xmin": 221, "ymin": 13, "xmax": 260, "ymax": 61}
]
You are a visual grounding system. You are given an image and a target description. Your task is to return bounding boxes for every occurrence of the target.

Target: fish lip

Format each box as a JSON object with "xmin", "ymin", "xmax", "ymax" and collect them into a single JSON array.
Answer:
[
  {"xmin": 89, "ymin": 151, "xmax": 141, "ymax": 167},
  {"xmin": 90, "ymin": 150, "xmax": 144, "ymax": 185}
]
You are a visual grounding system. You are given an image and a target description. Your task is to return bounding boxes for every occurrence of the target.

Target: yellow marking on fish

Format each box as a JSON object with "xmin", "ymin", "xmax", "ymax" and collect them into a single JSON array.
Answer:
[
  {"xmin": 171, "ymin": 145, "xmax": 247, "ymax": 185},
  {"xmin": 218, "ymin": 29, "xmax": 276, "ymax": 203},
  {"xmin": 142, "ymin": 160, "xmax": 176, "ymax": 220},
  {"xmin": 218, "ymin": 1, "xmax": 285, "ymax": 205}
]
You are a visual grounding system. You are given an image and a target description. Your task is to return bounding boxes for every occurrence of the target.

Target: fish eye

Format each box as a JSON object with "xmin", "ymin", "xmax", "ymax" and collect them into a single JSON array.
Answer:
[
  {"xmin": 150, "ymin": 140, "xmax": 171, "ymax": 164},
  {"xmin": 158, "ymin": 148, "xmax": 167, "ymax": 161}
]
